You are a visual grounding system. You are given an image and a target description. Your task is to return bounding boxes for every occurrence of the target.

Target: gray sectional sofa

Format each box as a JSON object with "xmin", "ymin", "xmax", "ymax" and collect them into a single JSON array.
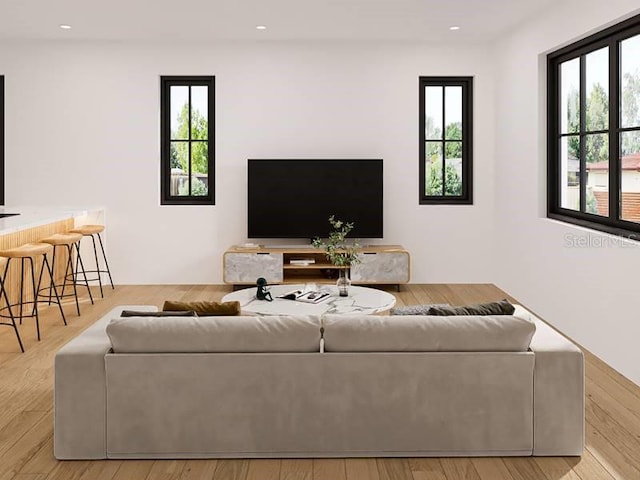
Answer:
[{"xmin": 54, "ymin": 304, "xmax": 584, "ymax": 459}]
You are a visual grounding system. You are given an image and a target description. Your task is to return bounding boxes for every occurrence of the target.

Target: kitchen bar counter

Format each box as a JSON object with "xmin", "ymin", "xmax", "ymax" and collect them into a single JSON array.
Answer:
[{"xmin": 0, "ymin": 206, "xmax": 103, "ymax": 236}]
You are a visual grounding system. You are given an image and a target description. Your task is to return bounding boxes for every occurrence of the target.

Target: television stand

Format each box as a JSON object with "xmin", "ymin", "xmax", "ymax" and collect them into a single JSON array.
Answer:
[{"xmin": 223, "ymin": 245, "xmax": 410, "ymax": 289}]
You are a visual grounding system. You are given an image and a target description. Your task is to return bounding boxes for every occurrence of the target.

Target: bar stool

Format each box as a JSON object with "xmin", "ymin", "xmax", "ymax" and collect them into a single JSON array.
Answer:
[
  {"xmin": 69, "ymin": 225, "xmax": 114, "ymax": 298},
  {"xmin": 39, "ymin": 233, "xmax": 94, "ymax": 316},
  {"xmin": 0, "ymin": 243, "xmax": 66, "ymax": 342},
  {"xmin": 0, "ymin": 258, "xmax": 24, "ymax": 352}
]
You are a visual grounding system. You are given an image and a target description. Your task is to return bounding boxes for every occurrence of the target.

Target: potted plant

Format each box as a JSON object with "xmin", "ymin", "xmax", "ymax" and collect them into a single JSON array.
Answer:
[{"xmin": 312, "ymin": 216, "xmax": 361, "ymax": 296}]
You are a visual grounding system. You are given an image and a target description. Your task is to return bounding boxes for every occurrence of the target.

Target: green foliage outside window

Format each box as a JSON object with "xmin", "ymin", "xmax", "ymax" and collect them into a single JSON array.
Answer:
[
  {"xmin": 170, "ymin": 103, "xmax": 209, "ymax": 175},
  {"xmin": 178, "ymin": 177, "xmax": 208, "ymax": 196},
  {"xmin": 586, "ymin": 188, "xmax": 598, "ymax": 214},
  {"xmin": 426, "ymin": 161, "xmax": 462, "ymax": 196},
  {"xmin": 566, "ymin": 76, "xmax": 640, "ymax": 160},
  {"xmin": 424, "ymin": 121, "xmax": 463, "ymax": 196}
]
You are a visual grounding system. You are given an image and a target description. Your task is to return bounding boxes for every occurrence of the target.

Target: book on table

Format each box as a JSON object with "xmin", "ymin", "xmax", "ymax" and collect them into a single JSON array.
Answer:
[{"xmin": 277, "ymin": 289, "xmax": 331, "ymax": 304}]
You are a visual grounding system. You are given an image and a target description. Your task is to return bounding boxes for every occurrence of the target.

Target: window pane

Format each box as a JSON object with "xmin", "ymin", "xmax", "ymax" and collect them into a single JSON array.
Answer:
[
  {"xmin": 425, "ymin": 142, "xmax": 443, "ymax": 196},
  {"xmin": 445, "ymin": 86, "xmax": 462, "ymax": 140},
  {"xmin": 170, "ymin": 142, "xmax": 189, "ymax": 196},
  {"xmin": 191, "ymin": 86, "xmax": 208, "ymax": 140},
  {"xmin": 170, "ymin": 86, "xmax": 189, "ymax": 140},
  {"xmin": 191, "ymin": 142, "xmax": 209, "ymax": 196},
  {"xmin": 560, "ymin": 136, "xmax": 580, "ymax": 211},
  {"xmin": 560, "ymin": 58, "xmax": 580, "ymax": 134},
  {"xmin": 621, "ymin": 34, "xmax": 640, "ymax": 129},
  {"xmin": 585, "ymin": 133, "xmax": 609, "ymax": 216},
  {"xmin": 425, "ymin": 87, "xmax": 443, "ymax": 140},
  {"xmin": 620, "ymin": 131, "xmax": 640, "ymax": 222},
  {"xmin": 586, "ymin": 47, "xmax": 609, "ymax": 132},
  {"xmin": 444, "ymin": 142, "xmax": 463, "ymax": 196},
  {"xmin": 620, "ymin": 129, "xmax": 640, "ymax": 157}
]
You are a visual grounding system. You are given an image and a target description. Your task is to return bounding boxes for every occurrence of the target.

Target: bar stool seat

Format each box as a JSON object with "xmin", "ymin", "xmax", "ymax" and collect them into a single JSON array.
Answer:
[
  {"xmin": 40, "ymin": 233, "xmax": 83, "ymax": 246},
  {"xmin": 68, "ymin": 224, "xmax": 114, "ymax": 298},
  {"xmin": 0, "ymin": 243, "xmax": 53, "ymax": 258},
  {"xmin": 70, "ymin": 225, "xmax": 104, "ymax": 235},
  {"xmin": 39, "ymin": 233, "xmax": 93, "ymax": 316},
  {"xmin": 0, "ymin": 242, "xmax": 67, "ymax": 344}
]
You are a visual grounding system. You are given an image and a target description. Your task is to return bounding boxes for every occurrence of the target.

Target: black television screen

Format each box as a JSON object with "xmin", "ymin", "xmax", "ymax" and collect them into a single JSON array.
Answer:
[{"xmin": 248, "ymin": 159, "xmax": 383, "ymax": 238}]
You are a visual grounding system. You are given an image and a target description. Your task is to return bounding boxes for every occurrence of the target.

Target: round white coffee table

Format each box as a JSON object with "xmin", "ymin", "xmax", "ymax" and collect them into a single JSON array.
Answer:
[{"xmin": 222, "ymin": 284, "xmax": 396, "ymax": 316}]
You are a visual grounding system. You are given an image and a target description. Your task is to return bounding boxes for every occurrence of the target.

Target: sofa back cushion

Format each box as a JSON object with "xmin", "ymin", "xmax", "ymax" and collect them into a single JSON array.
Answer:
[
  {"xmin": 106, "ymin": 315, "xmax": 321, "ymax": 353},
  {"xmin": 322, "ymin": 314, "xmax": 535, "ymax": 352}
]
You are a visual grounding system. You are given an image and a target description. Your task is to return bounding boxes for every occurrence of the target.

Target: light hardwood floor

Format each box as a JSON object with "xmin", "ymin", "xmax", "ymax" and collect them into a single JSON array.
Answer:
[{"xmin": 0, "ymin": 284, "xmax": 639, "ymax": 480}]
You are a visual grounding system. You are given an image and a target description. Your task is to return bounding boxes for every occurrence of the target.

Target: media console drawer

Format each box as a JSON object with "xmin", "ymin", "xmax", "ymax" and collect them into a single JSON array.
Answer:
[
  {"xmin": 351, "ymin": 251, "xmax": 410, "ymax": 284},
  {"xmin": 223, "ymin": 252, "xmax": 284, "ymax": 284}
]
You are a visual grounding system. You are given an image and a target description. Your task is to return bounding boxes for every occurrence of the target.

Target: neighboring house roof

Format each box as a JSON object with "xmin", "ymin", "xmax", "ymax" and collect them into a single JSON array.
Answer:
[{"xmin": 587, "ymin": 154, "xmax": 640, "ymax": 171}]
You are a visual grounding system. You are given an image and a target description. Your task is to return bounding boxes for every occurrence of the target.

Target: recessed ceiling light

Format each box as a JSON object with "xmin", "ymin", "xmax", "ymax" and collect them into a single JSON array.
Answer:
[
  {"xmin": 59, "ymin": 24, "xmax": 72, "ymax": 30},
  {"xmin": 256, "ymin": 25, "xmax": 267, "ymax": 31},
  {"xmin": 449, "ymin": 26, "xmax": 460, "ymax": 31}
]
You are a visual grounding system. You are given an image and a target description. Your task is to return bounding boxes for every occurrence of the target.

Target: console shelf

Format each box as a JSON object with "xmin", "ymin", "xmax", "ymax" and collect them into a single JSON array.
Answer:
[{"xmin": 223, "ymin": 245, "xmax": 410, "ymax": 288}]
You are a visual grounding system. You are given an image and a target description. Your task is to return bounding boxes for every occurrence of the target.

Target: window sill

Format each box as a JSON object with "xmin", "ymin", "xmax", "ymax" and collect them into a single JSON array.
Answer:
[{"xmin": 547, "ymin": 211, "xmax": 640, "ymax": 242}]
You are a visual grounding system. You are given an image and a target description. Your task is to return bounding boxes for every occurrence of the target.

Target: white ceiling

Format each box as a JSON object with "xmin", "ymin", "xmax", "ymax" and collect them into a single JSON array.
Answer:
[{"xmin": 0, "ymin": 0, "xmax": 560, "ymax": 42}]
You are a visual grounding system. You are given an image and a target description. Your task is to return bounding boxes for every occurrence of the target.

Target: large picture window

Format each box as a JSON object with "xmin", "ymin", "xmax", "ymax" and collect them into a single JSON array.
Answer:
[
  {"xmin": 419, "ymin": 76, "xmax": 473, "ymax": 204},
  {"xmin": 0, "ymin": 75, "xmax": 4, "ymax": 205},
  {"xmin": 160, "ymin": 76, "xmax": 215, "ymax": 205},
  {"xmin": 548, "ymin": 15, "xmax": 640, "ymax": 237}
]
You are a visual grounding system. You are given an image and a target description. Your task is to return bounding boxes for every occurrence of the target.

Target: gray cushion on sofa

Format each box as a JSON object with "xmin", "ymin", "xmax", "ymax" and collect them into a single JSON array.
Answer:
[
  {"xmin": 427, "ymin": 299, "xmax": 515, "ymax": 316},
  {"xmin": 323, "ymin": 313, "xmax": 535, "ymax": 352},
  {"xmin": 390, "ymin": 303, "xmax": 449, "ymax": 315},
  {"xmin": 106, "ymin": 315, "xmax": 322, "ymax": 353},
  {"xmin": 120, "ymin": 310, "xmax": 197, "ymax": 317}
]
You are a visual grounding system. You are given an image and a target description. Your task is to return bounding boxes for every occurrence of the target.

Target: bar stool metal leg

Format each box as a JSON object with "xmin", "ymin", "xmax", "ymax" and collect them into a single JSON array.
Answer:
[
  {"xmin": 57, "ymin": 244, "xmax": 81, "ymax": 315},
  {"xmin": 27, "ymin": 257, "xmax": 41, "ymax": 341},
  {"xmin": 88, "ymin": 234, "xmax": 104, "ymax": 298},
  {"xmin": 40, "ymin": 253, "xmax": 67, "ymax": 326},
  {"xmin": 97, "ymin": 233, "xmax": 114, "ymax": 291},
  {"xmin": 19, "ymin": 258, "xmax": 25, "ymax": 323},
  {"xmin": 0, "ymin": 261, "xmax": 24, "ymax": 352},
  {"xmin": 74, "ymin": 241, "xmax": 94, "ymax": 305}
]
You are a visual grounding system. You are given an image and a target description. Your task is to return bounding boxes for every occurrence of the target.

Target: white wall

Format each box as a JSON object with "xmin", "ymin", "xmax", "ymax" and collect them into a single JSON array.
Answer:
[
  {"xmin": 494, "ymin": 1, "xmax": 640, "ymax": 384},
  {"xmin": 0, "ymin": 40, "xmax": 496, "ymax": 285}
]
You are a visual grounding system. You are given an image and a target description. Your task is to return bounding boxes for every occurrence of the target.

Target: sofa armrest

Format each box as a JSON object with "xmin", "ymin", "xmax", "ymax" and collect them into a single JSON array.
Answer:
[
  {"xmin": 54, "ymin": 305, "xmax": 157, "ymax": 459},
  {"xmin": 529, "ymin": 315, "xmax": 584, "ymax": 456}
]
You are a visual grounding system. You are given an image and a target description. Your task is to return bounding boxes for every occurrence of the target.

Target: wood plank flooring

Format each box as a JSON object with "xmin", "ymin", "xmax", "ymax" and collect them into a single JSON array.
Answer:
[{"xmin": 0, "ymin": 284, "xmax": 638, "ymax": 480}]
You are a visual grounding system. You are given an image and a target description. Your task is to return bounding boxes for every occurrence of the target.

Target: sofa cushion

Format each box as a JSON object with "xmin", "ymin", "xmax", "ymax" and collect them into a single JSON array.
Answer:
[
  {"xmin": 162, "ymin": 300, "xmax": 241, "ymax": 316},
  {"xmin": 322, "ymin": 312, "xmax": 535, "ymax": 352},
  {"xmin": 106, "ymin": 315, "xmax": 321, "ymax": 353},
  {"xmin": 427, "ymin": 299, "xmax": 515, "ymax": 316},
  {"xmin": 120, "ymin": 310, "xmax": 197, "ymax": 317},
  {"xmin": 390, "ymin": 303, "xmax": 449, "ymax": 315}
]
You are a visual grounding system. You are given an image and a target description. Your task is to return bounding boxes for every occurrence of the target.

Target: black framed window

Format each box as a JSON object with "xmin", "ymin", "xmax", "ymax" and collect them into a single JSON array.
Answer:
[
  {"xmin": 160, "ymin": 76, "xmax": 215, "ymax": 205},
  {"xmin": 419, "ymin": 76, "xmax": 473, "ymax": 205},
  {"xmin": 548, "ymin": 14, "xmax": 640, "ymax": 237},
  {"xmin": 0, "ymin": 75, "xmax": 4, "ymax": 205}
]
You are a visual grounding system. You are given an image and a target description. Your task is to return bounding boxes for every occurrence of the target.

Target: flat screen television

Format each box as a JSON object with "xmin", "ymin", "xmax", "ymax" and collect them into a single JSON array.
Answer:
[{"xmin": 247, "ymin": 159, "xmax": 383, "ymax": 238}]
